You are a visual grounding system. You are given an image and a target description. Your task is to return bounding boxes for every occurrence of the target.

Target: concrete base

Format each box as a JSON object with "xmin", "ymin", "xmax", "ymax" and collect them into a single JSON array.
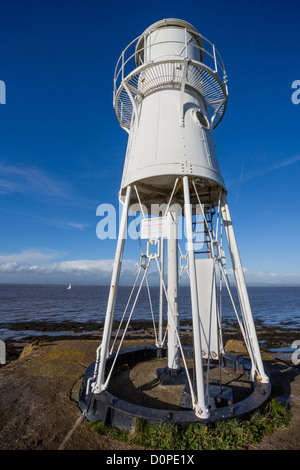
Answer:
[
  {"xmin": 156, "ymin": 366, "xmax": 186, "ymax": 385},
  {"xmin": 180, "ymin": 383, "xmax": 233, "ymax": 410}
]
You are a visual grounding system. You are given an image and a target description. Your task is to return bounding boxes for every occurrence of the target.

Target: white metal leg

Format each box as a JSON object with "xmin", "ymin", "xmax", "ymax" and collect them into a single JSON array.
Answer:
[
  {"xmin": 167, "ymin": 211, "xmax": 180, "ymax": 370},
  {"xmin": 158, "ymin": 237, "xmax": 164, "ymax": 347},
  {"xmin": 183, "ymin": 176, "xmax": 210, "ymax": 419},
  {"xmin": 221, "ymin": 193, "xmax": 269, "ymax": 383},
  {"xmin": 94, "ymin": 185, "xmax": 132, "ymax": 393}
]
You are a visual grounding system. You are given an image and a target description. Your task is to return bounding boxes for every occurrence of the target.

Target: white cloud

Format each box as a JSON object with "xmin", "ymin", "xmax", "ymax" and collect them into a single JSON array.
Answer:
[
  {"xmin": 203, "ymin": 265, "xmax": 300, "ymax": 286},
  {"xmin": 0, "ymin": 262, "xmax": 18, "ymax": 272},
  {"xmin": 0, "ymin": 251, "xmax": 139, "ymax": 284},
  {"xmin": 243, "ymin": 269, "xmax": 300, "ymax": 285},
  {"xmin": 0, "ymin": 250, "xmax": 299, "ymax": 285},
  {"xmin": 0, "ymin": 249, "xmax": 62, "ymax": 265}
]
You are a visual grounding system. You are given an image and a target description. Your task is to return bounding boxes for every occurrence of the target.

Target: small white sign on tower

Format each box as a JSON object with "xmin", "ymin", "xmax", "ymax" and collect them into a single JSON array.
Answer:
[{"xmin": 140, "ymin": 216, "xmax": 170, "ymax": 239}]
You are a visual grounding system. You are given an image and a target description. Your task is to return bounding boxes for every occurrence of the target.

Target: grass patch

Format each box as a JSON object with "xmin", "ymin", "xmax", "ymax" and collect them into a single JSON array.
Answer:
[{"xmin": 90, "ymin": 397, "xmax": 291, "ymax": 450}]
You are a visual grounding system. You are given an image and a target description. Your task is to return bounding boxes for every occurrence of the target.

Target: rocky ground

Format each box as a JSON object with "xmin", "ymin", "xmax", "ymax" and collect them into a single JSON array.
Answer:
[{"xmin": 0, "ymin": 322, "xmax": 299, "ymax": 451}]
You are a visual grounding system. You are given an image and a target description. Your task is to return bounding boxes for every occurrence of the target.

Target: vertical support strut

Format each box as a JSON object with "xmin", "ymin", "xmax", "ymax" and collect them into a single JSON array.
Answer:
[
  {"xmin": 158, "ymin": 237, "xmax": 164, "ymax": 347},
  {"xmin": 167, "ymin": 211, "xmax": 180, "ymax": 370},
  {"xmin": 94, "ymin": 185, "xmax": 132, "ymax": 393},
  {"xmin": 183, "ymin": 176, "xmax": 210, "ymax": 419},
  {"xmin": 221, "ymin": 192, "xmax": 269, "ymax": 383}
]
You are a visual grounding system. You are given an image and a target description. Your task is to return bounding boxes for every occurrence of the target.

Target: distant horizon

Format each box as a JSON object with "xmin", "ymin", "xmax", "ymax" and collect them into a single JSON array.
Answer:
[{"xmin": 1, "ymin": 282, "xmax": 299, "ymax": 288}]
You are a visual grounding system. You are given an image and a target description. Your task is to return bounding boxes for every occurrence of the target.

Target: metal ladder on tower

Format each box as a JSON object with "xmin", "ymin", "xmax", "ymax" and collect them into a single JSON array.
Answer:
[{"xmin": 192, "ymin": 206, "xmax": 215, "ymax": 257}]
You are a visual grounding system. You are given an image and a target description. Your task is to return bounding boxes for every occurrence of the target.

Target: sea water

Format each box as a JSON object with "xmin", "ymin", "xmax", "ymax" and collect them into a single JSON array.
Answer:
[{"xmin": 0, "ymin": 284, "xmax": 299, "ymax": 340}]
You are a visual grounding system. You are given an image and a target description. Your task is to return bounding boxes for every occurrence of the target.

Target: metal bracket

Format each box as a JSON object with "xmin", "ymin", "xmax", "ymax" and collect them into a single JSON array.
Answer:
[
  {"xmin": 210, "ymin": 99, "xmax": 225, "ymax": 128},
  {"xmin": 179, "ymin": 253, "xmax": 189, "ymax": 280},
  {"xmin": 146, "ymin": 238, "xmax": 160, "ymax": 260},
  {"xmin": 139, "ymin": 254, "xmax": 148, "ymax": 269}
]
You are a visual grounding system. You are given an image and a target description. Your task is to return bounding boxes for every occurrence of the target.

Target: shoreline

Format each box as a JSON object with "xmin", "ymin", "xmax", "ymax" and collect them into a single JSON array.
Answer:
[{"xmin": 2, "ymin": 319, "xmax": 300, "ymax": 365}]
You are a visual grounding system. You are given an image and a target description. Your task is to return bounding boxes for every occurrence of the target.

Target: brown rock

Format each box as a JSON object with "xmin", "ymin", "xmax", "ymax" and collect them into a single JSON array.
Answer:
[{"xmin": 225, "ymin": 339, "xmax": 248, "ymax": 354}]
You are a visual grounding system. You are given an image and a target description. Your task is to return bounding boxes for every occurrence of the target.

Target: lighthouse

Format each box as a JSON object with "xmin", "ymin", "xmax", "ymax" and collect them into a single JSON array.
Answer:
[{"xmin": 79, "ymin": 19, "xmax": 270, "ymax": 427}]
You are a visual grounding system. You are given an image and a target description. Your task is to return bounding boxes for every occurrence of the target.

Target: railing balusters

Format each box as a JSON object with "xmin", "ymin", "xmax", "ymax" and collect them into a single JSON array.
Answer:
[{"xmin": 114, "ymin": 33, "xmax": 228, "ymax": 131}]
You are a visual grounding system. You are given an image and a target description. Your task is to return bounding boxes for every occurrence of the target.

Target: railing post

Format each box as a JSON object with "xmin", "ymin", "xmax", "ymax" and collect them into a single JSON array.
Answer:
[
  {"xmin": 213, "ymin": 44, "xmax": 217, "ymax": 73},
  {"xmin": 121, "ymin": 51, "xmax": 124, "ymax": 82}
]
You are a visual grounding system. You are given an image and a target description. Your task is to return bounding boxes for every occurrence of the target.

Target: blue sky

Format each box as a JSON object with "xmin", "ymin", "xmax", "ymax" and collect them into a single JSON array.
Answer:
[{"xmin": 0, "ymin": 0, "xmax": 299, "ymax": 285}]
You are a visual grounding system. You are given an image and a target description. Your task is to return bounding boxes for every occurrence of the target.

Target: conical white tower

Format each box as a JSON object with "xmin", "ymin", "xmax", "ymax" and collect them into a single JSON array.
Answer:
[{"xmin": 81, "ymin": 19, "xmax": 270, "ymax": 426}]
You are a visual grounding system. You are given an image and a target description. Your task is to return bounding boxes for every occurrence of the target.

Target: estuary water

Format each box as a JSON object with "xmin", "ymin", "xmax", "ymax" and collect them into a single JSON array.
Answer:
[{"xmin": 0, "ymin": 284, "xmax": 299, "ymax": 341}]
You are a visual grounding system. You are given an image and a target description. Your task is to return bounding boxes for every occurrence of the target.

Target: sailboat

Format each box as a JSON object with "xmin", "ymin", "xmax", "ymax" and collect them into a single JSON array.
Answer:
[{"xmin": 67, "ymin": 284, "xmax": 71, "ymax": 290}]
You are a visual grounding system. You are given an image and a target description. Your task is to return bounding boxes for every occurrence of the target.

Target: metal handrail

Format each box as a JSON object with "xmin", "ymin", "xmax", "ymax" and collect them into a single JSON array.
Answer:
[
  {"xmin": 113, "ymin": 29, "xmax": 228, "ymax": 131},
  {"xmin": 113, "ymin": 30, "xmax": 227, "ymax": 98}
]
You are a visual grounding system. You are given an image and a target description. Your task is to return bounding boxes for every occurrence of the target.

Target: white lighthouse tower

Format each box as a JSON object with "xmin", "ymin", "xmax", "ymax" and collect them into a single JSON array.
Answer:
[{"xmin": 81, "ymin": 19, "xmax": 270, "ymax": 426}]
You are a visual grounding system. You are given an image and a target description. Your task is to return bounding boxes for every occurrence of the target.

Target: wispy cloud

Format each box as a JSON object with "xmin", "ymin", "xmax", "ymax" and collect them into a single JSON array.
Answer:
[
  {"xmin": 63, "ymin": 222, "xmax": 89, "ymax": 230},
  {"xmin": 227, "ymin": 154, "xmax": 300, "ymax": 187},
  {"xmin": 0, "ymin": 162, "xmax": 72, "ymax": 199},
  {"xmin": 22, "ymin": 214, "xmax": 90, "ymax": 231},
  {"xmin": 0, "ymin": 161, "xmax": 98, "ymax": 209},
  {"xmin": 0, "ymin": 207, "xmax": 90, "ymax": 231}
]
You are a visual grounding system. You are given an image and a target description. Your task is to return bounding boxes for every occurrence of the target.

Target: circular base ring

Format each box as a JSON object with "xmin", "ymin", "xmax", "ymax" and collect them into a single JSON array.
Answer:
[{"xmin": 79, "ymin": 346, "xmax": 271, "ymax": 431}]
